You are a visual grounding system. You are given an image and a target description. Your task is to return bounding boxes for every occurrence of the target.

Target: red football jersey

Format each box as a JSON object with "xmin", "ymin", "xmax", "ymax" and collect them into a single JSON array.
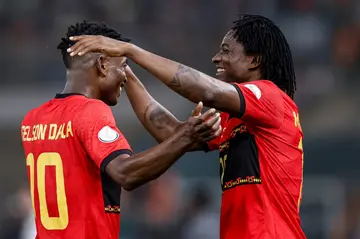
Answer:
[
  {"xmin": 21, "ymin": 93, "xmax": 132, "ymax": 239},
  {"xmin": 208, "ymin": 80, "xmax": 305, "ymax": 239}
]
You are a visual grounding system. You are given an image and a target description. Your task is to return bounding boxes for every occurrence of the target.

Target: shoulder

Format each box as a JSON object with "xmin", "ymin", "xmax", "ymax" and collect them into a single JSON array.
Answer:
[
  {"xmin": 75, "ymin": 99, "xmax": 116, "ymax": 133},
  {"xmin": 245, "ymin": 80, "xmax": 279, "ymax": 88},
  {"xmin": 240, "ymin": 80, "xmax": 281, "ymax": 94},
  {"xmin": 22, "ymin": 109, "xmax": 35, "ymax": 125},
  {"xmin": 232, "ymin": 80, "xmax": 282, "ymax": 100},
  {"xmin": 78, "ymin": 99, "xmax": 113, "ymax": 117},
  {"xmin": 21, "ymin": 101, "xmax": 51, "ymax": 126}
]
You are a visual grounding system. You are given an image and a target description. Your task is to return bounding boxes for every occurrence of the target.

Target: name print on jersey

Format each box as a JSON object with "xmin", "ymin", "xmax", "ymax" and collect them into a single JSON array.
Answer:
[{"xmin": 21, "ymin": 121, "xmax": 73, "ymax": 142}]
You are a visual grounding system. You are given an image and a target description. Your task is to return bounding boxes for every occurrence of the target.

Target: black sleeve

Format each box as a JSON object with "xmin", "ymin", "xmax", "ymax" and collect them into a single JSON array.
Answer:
[
  {"xmin": 100, "ymin": 149, "xmax": 133, "ymax": 172},
  {"xmin": 231, "ymin": 83, "xmax": 246, "ymax": 118}
]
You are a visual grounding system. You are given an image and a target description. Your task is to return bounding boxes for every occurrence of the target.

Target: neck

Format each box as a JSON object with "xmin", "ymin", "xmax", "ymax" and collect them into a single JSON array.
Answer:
[
  {"xmin": 62, "ymin": 70, "xmax": 100, "ymax": 99},
  {"xmin": 247, "ymin": 71, "xmax": 262, "ymax": 82},
  {"xmin": 233, "ymin": 71, "xmax": 261, "ymax": 84}
]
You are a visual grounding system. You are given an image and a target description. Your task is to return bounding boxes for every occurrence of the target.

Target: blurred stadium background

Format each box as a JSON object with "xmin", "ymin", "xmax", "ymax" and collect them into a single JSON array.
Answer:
[{"xmin": 0, "ymin": 0, "xmax": 360, "ymax": 238}]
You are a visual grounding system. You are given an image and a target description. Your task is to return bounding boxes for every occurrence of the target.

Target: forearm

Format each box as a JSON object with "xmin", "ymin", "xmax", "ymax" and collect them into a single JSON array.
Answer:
[
  {"xmin": 115, "ymin": 131, "xmax": 190, "ymax": 190},
  {"xmin": 127, "ymin": 45, "xmax": 234, "ymax": 108},
  {"xmin": 125, "ymin": 72, "xmax": 183, "ymax": 143},
  {"xmin": 67, "ymin": 36, "xmax": 239, "ymax": 114}
]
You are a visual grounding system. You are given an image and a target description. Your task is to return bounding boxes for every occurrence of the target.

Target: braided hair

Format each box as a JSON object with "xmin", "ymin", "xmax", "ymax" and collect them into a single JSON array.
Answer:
[{"xmin": 232, "ymin": 14, "xmax": 296, "ymax": 98}]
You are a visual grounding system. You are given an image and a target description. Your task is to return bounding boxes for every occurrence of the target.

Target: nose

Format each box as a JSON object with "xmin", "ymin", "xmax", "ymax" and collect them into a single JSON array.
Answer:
[{"xmin": 212, "ymin": 52, "xmax": 221, "ymax": 64}]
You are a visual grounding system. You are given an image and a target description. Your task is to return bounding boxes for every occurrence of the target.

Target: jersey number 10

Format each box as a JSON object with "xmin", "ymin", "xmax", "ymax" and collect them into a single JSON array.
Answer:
[{"xmin": 26, "ymin": 152, "xmax": 69, "ymax": 230}]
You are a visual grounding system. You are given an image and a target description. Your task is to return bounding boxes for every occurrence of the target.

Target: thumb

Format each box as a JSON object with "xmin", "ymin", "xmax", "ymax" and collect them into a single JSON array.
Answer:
[{"xmin": 191, "ymin": 102, "xmax": 203, "ymax": 117}]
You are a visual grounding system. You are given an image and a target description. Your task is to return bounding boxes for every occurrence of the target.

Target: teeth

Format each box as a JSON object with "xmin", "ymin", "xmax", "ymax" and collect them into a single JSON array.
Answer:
[{"xmin": 217, "ymin": 68, "xmax": 225, "ymax": 73}]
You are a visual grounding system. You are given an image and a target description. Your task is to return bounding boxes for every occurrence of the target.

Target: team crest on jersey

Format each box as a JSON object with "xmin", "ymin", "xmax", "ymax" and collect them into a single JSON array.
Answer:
[
  {"xmin": 244, "ymin": 84, "xmax": 261, "ymax": 100},
  {"xmin": 98, "ymin": 126, "xmax": 119, "ymax": 143}
]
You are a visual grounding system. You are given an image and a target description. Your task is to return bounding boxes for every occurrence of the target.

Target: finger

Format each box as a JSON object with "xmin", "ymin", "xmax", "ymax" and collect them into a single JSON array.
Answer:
[
  {"xmin": 213, "ymin": 125, "xmax": 222, "ymax": 137},
  {"xmin": 196, "ymin": 112, "xmax": 220, "ymax": 131},
  {"xmin": 72, "ymin": 40, "xmax": 100, "ymax": 56},
  {"xmin": 194, "ymin": 113, "xmax": 220, "ymax": 133},
  {"xmin": 198, "ymin": 116, "xmax": 221, "ymax": 137},
  {"xmin": 211, "ymin": 116, "xmax": 221, "ymax": 131},
  {"xmin": 198, "ymin": 108, "xmax": 216, "ymax": 124},
  {"xmin": 203, "ymin": 125, "xmax": 222, "ymax": 142},
  {"xmin": 75, "ymin": 43, "xmax": 99, "ymax": 56},
  {"xmin": 191, "ymin": 102, "xmax": 203, "ymax": 117},
  {"xmin": 67, "ymin": 40, "xmax": 89, "ymax": 56},
  {"xmin": 69, "ymin": 35, "xmax": 95, "ymax": 41},
  {"xmin": 206, "ymin": 113, "xmax": 221, "ymax": 127},
  {"xmin": 68, "ymin": 39, "xmax": 97, "ymax": 56}
]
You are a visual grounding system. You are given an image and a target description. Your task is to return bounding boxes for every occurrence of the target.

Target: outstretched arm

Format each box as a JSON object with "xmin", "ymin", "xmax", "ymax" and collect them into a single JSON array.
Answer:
[
  {"xmin": 77, "ymin": 100, "xmax": 221, "ymax": 191},
  {"xmin": 106, "ymin": 121, "xmax": 205, "ymax": 191},
  {"xmin": 125, "ymin": 67, "xmax": 207, "ymax": 151},
  {"xmin": 106, "ymin": 108, "xmax": 221, "ymax": 191},
  {"xmin": 126, "ymin": 46, "xmax": 241, "ymax": 115},
  {"xmin": 125, "ymin": 66, "xmax": 183, "ymax": 143},
  {"xmin": 68, "ymin": 36, "xmax": 242, "ymax": 116}
]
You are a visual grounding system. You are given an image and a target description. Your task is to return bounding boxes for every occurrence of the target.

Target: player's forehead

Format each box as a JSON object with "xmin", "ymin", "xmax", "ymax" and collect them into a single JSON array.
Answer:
[{"xmin": 221, "ymin": 30, "xmax": 243, "ymax": 51}]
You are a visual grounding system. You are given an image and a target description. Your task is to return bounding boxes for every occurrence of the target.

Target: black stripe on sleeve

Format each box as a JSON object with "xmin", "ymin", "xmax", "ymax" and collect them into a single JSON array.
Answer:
[
  {"xmin": 203, "ymin": 143, "xmax": 211, "ymax": 153},
  {"xmin": 231, "ymin": 84, "xmax": 246, "ymax": 118},
  {"xmin": 100, "ymin": 149, "xmax": 133, "ymax": 172}
]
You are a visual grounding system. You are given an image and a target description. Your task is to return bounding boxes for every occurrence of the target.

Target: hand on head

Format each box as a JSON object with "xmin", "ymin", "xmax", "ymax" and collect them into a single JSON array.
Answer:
[{"xmin": 67, "ymin": 35, "xmax": 130, "ymax": 57}]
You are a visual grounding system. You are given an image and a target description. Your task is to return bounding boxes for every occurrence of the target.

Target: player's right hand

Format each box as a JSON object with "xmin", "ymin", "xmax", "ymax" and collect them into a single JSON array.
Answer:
[
  {"xmin": 67, "ymin": 35, "xmax": 131, "ymax": 57},
  {"xmin": 182, "ymin": 107, "xmax": 222, "ymax": 149}
]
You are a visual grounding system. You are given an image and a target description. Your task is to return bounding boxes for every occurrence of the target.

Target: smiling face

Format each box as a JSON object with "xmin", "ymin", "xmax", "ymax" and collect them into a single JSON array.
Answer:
[
  {"xmin": 212, "ymin": 30, "xmax": 260, "ymax": 83},
  {"xmin": 98, "ymin": 56, "xmax": 128, "ymax": 106}
]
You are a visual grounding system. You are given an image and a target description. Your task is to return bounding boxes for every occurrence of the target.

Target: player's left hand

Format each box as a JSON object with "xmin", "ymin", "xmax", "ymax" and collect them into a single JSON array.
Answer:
[{"xmin": 67, "ymin": 35, "xmax": 131, "ymax": 57}]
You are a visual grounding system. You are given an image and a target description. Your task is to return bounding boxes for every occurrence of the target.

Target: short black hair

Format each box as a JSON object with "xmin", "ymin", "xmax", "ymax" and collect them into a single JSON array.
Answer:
[
  {"xmin": 232, "ymin": 14, "xmax": 296, "ymax": 99},
  {"xmin": 57, "ymin": 21, "xmax": 130, "ymax": 69}
]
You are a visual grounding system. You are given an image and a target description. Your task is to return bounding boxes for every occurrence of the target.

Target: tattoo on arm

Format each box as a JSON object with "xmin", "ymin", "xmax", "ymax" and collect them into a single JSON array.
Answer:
[
  {"xmin": 144, "ymin": 102, "xmax": 171, "ymax": 130},
  {"xmin": 169, "ymin": 64, "xmax": 218, "ymax": 102}
]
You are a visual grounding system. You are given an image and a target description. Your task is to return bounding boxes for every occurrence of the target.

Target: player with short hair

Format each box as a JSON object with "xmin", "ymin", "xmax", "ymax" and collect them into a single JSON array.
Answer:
[
  {"xmin": 21, "ymin": 21, "xmax": 221, "ymax": 239},
  {"xmin": 69, "ymin": 14, "xmax": 306, "ymax": 239}
]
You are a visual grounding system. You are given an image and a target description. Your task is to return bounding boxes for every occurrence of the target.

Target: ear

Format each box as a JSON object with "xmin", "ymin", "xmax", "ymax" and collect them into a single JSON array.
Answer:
[
  {"xmin": 247, "ymin": 55, "xmax": 261, "ymax": 70},
  {"xmin": 96, "ymin": 55, "xmax": 110, "ymax": 77}
]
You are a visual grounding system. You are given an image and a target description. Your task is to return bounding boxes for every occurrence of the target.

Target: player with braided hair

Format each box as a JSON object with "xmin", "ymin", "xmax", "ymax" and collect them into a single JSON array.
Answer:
[{"xmin": 69, "ymin": 14, "xmax": 306, "ymax": 239}]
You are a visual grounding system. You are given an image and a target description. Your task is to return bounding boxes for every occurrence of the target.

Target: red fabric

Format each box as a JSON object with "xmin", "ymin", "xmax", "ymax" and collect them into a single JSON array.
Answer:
[
  {"xmin": 208, "ymin": 81, "xmax": 306, "ymax": 239},
  {"xmin": 21, "ymin": 95, "xmax": 131, "ymax": 239}
]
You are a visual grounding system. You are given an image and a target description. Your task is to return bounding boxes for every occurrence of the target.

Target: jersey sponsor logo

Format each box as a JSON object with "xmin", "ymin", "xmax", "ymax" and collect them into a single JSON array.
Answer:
[
  {"xmin": 98, "ymin": 126, "xmax": 119, "ymax": 143},
  {"xmin": 244, "ymin": 84, "xmax": 261, "ymax": 100}
]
